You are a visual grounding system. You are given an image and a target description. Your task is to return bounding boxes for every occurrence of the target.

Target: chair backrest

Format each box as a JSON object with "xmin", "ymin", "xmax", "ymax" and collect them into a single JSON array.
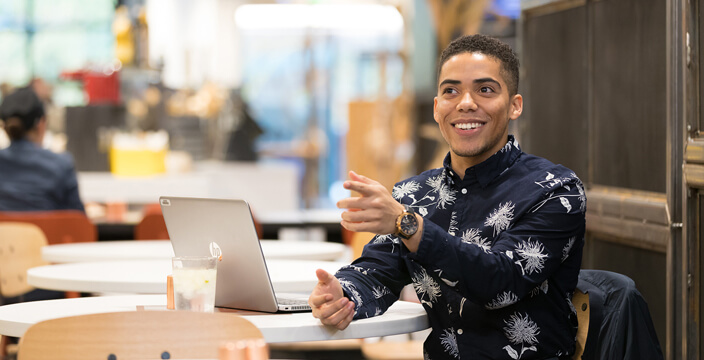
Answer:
[
  {"xmin": 134, "ymin": 212, "xmax": 170, "ymax": 240},
  {"xmin": 0, "ymin": 210, "xmax": 96, "ymax": 245},
  {"xmin": 17, "ymin": 311, "xmax": 264, "ymax": 360},
  {"xmin": 0, "ymin": 222, "xmax": 48, "ymax": 297},
  {"xmin": 577, "ymin": 269, "xmax": 664, "ymax": 360},
  {"xmin": 571, "ymin": 289, "xmax": 589, "ymax": 360},
  {"xmin": 347, "ymin": 230, "xmax": 375, "ymax": 260}
]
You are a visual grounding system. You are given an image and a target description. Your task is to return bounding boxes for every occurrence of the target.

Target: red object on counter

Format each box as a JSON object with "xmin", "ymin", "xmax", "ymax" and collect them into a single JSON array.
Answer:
[{"xmin": 61, "ymin": 69, "xmax": 121, "ymax": 105}]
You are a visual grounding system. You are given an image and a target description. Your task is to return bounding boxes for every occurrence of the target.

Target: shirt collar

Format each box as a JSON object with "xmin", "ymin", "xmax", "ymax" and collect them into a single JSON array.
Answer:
[
  {"xmin": 9, "ymin": 139, "xmax": 37, "ymax": 149},
  {"xmin": 443, "ymin": 135, "xmax": 522, "ymax": 188}
]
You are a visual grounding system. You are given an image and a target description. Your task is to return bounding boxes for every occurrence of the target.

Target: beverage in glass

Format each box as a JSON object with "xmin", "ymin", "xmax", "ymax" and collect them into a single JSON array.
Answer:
[{"xmin": 172, "ymin": 256, "xmax": 218, "ymax": 312}]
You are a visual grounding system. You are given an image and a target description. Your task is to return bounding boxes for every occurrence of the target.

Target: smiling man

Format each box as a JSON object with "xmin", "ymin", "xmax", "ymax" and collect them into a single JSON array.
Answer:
[{"xmin": 309, "ymin": 35, "xmax": 586, "ymax": 360}]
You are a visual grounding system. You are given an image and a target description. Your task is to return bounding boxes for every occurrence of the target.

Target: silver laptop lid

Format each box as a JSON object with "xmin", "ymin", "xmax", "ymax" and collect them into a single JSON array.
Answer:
[{"xmin": 159, "ymin": 196, "xmax": 279, "ymax": 313}]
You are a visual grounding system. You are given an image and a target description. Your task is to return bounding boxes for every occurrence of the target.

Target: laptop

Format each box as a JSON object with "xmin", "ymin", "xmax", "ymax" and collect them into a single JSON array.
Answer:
[{"xmin": 159, "ymin": 196, "xmax": 311, "ymax": 312}]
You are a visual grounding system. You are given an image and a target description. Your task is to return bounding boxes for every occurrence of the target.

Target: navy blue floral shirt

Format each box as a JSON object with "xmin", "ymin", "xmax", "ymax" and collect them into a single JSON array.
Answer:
[{"xmin": 336, "ymin": 136, "xmax": 586, "ymax": 360}]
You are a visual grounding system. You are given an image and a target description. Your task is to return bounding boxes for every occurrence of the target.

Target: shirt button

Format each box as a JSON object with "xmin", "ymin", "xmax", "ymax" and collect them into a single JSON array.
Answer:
[
  {"xmin": 457, "ymin": 329, "xmax": 463, "ymax": 335},
  {"xmin": 461, "ymin": 188, "xmax": 467, "ymax": 194}
]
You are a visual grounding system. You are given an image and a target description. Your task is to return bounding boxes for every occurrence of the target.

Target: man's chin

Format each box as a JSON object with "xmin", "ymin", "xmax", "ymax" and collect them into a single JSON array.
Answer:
[{"xmin": 450, "ymin": 146, "xmax": 486, "ymax": 159}]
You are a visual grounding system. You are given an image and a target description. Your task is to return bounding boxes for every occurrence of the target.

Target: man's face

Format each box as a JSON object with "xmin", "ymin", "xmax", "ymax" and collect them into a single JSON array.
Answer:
[{"xmin": 433, "ymin": 52, "xmax": 522, "ymax": 169}]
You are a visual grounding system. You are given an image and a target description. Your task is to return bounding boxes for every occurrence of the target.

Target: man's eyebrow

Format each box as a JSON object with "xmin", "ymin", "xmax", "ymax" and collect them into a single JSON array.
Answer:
[
  {"xmin": 438, "ymin": 79, "xmax": 461, "ymax": 87},
  {"xmin": 474, "ymin": 77, "xmax": 502, "ymax": 89},
  {"xmin": 438, "ymin": 78, "xmax": 503, "ymax": 89}
]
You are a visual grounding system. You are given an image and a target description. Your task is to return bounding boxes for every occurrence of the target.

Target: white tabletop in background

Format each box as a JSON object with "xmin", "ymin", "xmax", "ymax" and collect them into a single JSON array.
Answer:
[
  {"xmin": 42, "ymin": 240, "xmax": 348, "ymax": 263},
  {"xmin": 0, "ymin": 295, "xmax": 429, "ymax": 342},
  {"xmin": 256, "ymin": 209, "xmax": 343, "ymax": 225},
  {"xmin": 78, "ymin": 161, "xmax": 301, "ymax": 214},
  {"xmin": 27, "ymin": 259, "xmax": 346, "ymax": 294}
]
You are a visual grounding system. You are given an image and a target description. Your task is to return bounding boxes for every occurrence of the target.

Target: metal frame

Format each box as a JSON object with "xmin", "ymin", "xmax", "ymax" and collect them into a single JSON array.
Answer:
[{"xmin": 679, "ymin": 0, "xmax": 701, "ymax": 356}]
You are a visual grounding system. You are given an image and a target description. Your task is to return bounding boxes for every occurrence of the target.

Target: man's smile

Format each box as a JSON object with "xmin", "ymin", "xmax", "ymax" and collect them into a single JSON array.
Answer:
[{"xmin": 453, "ymin": 122, "xmax": 485, "ymax": 130}]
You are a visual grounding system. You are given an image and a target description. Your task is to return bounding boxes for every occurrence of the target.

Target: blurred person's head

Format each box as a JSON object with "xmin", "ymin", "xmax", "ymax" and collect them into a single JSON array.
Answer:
[
  {"xmin": 0, "ymin": 83, "xmax": 13, "ymax": 98},
  {"xmin": 30, "ymin": 78, "xmax": 53, "ymax": 104},
  {"xmin": 437, "ymin": 34, "xmax": 520, "ymax": 97},
  {"xmin": 0, "ymin": 87, "xmax": 46, "ymax": 144}
]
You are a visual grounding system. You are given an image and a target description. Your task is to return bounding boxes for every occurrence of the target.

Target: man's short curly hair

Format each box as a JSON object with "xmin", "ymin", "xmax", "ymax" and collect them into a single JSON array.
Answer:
[{"xmin": 437, "ymin": 34, "xmax": 520, "ymax": 96}]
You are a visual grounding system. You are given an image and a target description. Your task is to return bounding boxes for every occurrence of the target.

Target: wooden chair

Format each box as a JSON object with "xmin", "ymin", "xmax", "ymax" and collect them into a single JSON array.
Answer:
[
  {"xmin": 0, "ymin": 222, "xmax": 50, "ymax": 359},
  {"xmin": 572, "ymin": 288, "xmax": 590, "ymax": 360},
  {"xmin": 17, "ymin": 311, "xmax": 264, "ymax": 360},
  {"xmin": 0, "ymin": 210, "xmax": 97, "ymax": 245},
  {"xmin": 0, "ymin": 222, "xmax": 49, "ymax": 299},
  {"xmin": 134, "ymin": 212, "xmax": 170, "ymax": 240},
  {"xmin": 347, "ymin": 230, "xmax": 375, "ymax": 260}
]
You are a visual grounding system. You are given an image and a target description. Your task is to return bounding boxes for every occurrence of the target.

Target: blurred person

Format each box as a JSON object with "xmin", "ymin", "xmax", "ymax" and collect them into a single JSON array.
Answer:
[
  {"xmin": 309, "ymin": 34, "xmax": 586, "ymax": 360},
  {"xmin": 0, "ymin": 86, "xmax": 84, "ymax": 212}
]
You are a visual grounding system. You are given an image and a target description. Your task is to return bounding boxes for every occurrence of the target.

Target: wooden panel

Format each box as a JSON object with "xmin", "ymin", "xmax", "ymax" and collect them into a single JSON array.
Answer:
[
  {"xmin": 522, "ymin": 6, "xmax": 588, "ymax": 178},
  {"xmin": 522, "ymin": 0, "xmax": 586, "ymax": 17},
  {"xmin": 585, "ymin": 186, "xmax": 669, "ymax": 253},
  {"xmin": 591, "ymin": 0, "xmax": 667, "ymax": 192},
  {"xmin": 700, "ymin": 0, "xmax": 704, "ymax": 130}
]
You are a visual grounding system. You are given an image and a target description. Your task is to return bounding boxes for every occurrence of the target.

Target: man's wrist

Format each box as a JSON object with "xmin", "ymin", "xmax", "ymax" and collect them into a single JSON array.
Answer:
[{"xmin": 395, "ymin": 204, "xmax": 419, "ymax": 240}]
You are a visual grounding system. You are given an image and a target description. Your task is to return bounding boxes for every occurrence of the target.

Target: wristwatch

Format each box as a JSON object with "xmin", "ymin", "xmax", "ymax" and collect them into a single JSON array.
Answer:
[{"xmin": 395, "ymin": 204, "xmax": 419, "ymax": 240}]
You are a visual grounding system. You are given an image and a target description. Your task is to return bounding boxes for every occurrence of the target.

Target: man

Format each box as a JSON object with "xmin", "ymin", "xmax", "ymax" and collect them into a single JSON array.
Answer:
[
  {"xmin": 0, "ymin": 86, "xmax": 84, "ymax": 212},
  {"xmin": 309, "ymin": 34, "xmax": 585, "ymax": 360}
]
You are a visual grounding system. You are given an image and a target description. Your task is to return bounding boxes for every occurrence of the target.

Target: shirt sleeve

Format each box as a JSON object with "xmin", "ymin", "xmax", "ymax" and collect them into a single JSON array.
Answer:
[
  {"xmin": 410, "ymin": 177, "xmax": 585, "ymax": 308},
  {"xmin": 335, "ymin": 235, "xmax": 412, "ymax": 319}
]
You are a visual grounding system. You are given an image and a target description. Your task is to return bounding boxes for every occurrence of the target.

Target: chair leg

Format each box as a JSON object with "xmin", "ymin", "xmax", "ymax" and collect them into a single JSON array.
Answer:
[{"xmin": 1, "ymin": 335, "xmax": 20, "ymax": 360}]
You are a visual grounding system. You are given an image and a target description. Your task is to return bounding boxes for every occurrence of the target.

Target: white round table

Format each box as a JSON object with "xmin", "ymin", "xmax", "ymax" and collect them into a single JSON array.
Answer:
[
  {"xmin": 42, "ymin": 240, "xmax": 349, "ymax": 263},
  {"xmin": 27, "ymin": 259, "xmax": 347, "ymax": 294},
  {"xmin": 0, "ymin": 295, "xmax": 429, "ymax": 342}
]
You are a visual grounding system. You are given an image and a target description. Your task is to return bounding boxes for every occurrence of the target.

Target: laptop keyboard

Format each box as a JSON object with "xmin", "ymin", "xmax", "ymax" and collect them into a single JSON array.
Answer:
[{"xmin": 278, "ymin": 298, "xmax": 309, "ymax": 305}]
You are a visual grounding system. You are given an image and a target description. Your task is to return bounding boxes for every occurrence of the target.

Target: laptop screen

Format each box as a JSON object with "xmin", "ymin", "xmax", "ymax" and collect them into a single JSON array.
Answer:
[{"xmin": 160, "ymin": 196, "xmax": 281, "ymax": 312}]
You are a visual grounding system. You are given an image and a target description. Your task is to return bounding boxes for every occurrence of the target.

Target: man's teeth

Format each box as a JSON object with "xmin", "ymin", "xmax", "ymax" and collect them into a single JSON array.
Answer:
[{"xmin": 455, "ymin": 123, "xmax": 483, "ymax": 130}]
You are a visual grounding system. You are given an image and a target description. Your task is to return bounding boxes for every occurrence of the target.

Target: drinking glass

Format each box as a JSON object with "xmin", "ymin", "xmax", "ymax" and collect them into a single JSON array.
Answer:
[{"xmin": 172, "ymin": 256, "xmax": 218, "ymax": 312}]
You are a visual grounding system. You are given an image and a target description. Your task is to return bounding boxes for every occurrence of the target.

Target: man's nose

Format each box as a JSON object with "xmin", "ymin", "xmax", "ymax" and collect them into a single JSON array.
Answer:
[{"xmin": 457, "ymin": 92, "xmax": 477, "ymax": 111}]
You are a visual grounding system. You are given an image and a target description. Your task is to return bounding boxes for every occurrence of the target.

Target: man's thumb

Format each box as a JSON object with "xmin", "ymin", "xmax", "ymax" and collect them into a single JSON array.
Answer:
[{"xmin": 316, "ymin": 268, "xmax": 332, "ymax": 283}]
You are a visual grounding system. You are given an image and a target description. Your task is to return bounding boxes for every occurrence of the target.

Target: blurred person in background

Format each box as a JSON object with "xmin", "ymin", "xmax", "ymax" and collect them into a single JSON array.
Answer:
[{"xmin": 0, "ymin": 86, "xmax": 84, "ymax": 212}]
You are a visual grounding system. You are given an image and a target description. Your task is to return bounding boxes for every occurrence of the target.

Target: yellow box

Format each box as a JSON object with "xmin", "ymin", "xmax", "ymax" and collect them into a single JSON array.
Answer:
[{"xmin": 109, "ymin": 147, "xmax": 167, "ymax": 177}]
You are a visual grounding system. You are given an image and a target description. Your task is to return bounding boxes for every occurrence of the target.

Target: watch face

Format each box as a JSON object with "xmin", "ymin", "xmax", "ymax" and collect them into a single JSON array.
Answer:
[{"xmin": 400, "ymin": 213, "xmax": 418, "ymax": 237}]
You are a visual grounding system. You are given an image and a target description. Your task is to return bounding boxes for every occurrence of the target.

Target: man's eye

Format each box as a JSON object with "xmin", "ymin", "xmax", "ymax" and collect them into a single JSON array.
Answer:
[
  {"xmin": 479, "ymin": 87, "xmax": 494, "ymax": 93},
  {"xmin": 443, "ymin": 88, "xmax": 458, "ymax": 94}
]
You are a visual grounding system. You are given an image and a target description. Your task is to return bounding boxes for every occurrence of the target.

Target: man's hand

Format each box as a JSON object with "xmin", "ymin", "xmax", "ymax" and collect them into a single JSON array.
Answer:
[
  {"xmin": 336, "ymin": 171, "xmax": 405, "ymax": 235},
  {"xmin": 309, "ymin": 269, "xmax": 355, "ymax": 330}
]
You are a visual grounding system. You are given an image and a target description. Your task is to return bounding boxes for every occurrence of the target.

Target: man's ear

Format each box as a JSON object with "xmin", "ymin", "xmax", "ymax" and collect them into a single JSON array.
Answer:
[
  {"xmin": 433, "ymin": 97, "xmax": 439, "ymax": 124},
  {"xmin": 509, "ymin": 94, "xmax": 523, "ymax": 120}
]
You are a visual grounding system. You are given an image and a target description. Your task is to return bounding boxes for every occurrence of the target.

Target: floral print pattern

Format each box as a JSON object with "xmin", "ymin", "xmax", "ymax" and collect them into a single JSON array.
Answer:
[
  {"xmin": 486, "ymin": 291, "xmax": 520, "ymax": 309},
  {"xmin": 461, "ymin": 228, "xmax": 491, "ymax": 253},
  {"xmin": 485, "ymin": 201, "xmax": 515, "ymax": 236},
  {"xmin": 440, "ymin": 328, "xmax": 460, "ymax": 358},
  {"xmin": 412, "ymin": 267, "xmax": 442, "ymax": 308},
  {"xmin": 334, "ymin": 135, "xmax": 585, "ymax": 359},
  {"xmin": 515, "ymin": 239, "xmax": 548, "ymax": 275},
  {"xmin": 503, "ymin": 312, "xmax": 540, "ymax": 359}
]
